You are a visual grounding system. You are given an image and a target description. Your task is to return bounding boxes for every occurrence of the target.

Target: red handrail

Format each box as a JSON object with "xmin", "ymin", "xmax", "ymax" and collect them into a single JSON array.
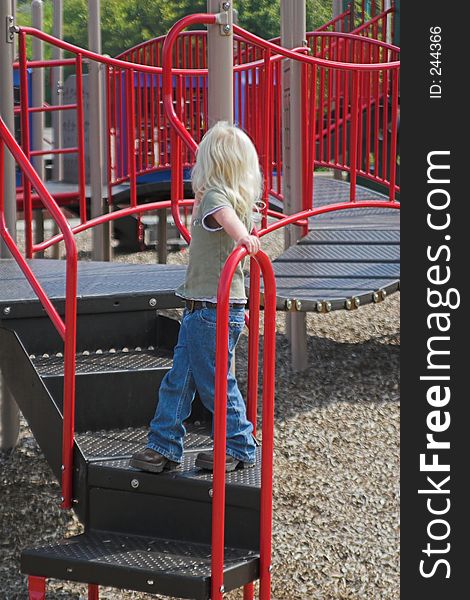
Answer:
[
  {"xmin": 0, "ymin": 117, "xmax": 78, "ymax": 510},
  {"xmin": 213, "ymin": 247, "xmax": 276, "ymax": 600}
]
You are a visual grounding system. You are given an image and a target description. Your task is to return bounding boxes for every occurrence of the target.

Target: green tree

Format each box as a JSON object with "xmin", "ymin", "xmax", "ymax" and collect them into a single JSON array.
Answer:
[{"xmin": 16, "ymin": 0, "xmax": 334, "ymax": 57}]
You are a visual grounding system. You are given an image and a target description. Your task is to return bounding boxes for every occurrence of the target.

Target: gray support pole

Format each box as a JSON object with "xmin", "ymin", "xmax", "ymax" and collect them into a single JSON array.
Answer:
[
  {"xmin": 50, "ymin": 0, "xmax": 63, "ymax": 258},
  {"xmin": 207, "ymin": 0, "xmax": 233, "ymax": 126},
  {"xmin": 88, "ymin": 0, "xmax": 110, "ymax": 261},
  {"xmin": 207, "ymin": 0, "xmax": 234, "ymax": 372},
  {"xmin": 52, "ymin": 0, "xmax": 63, "ymax": 182},
  {"xmin": 0, "ymin": 0, "xmax": 20, "ymax": 450},
  {"xmin": 281, "ymin": 0, "xmax": 308, "ymax": 371},
  {"xmin": 32, "ymin": 0, "xmax": 45, "ymax": 254},
  {"xmin": 50, "ymin": 0, "xmax": 64, "ymax": 258},
  {"xmin": 333, "ymin": 0, "xmax": 342, "ymax": 29}
]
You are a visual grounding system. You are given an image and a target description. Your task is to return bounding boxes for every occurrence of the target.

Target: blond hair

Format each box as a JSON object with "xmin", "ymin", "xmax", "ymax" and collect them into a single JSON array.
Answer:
[{"xmin": 191, "ymin": 121, "xmax": 263, "ymax": 218}]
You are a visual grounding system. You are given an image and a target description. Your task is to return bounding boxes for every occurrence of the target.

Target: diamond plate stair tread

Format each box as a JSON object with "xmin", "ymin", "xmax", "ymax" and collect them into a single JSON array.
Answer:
[
  {"xmin": 76, "ymin": 423, "xmax": 213, "ymax": 461},
  {"xmin": 90, "ymin": 446, "xmax": 262, "ymax": 491},
  {"xmin": 33, "ymin": 347, "xmax": 173, "ymax": 377},
  {"xmin": 275, "ymin": 243, "xmax": 399, "ymax": 263},
  {"xmin": 0, "ymin": 259, "xmax": 186, "ymax": 306},
  {"xmin": 21, "ymin": 531, "xmax": 259, "ymax": 599},
  {"xmin": 272, "ymin": 261, "xmax": 400, "ymax": 278},
  {"xmin": 298, "ymin": 228, "xmax": 399, "ymax": 245}
]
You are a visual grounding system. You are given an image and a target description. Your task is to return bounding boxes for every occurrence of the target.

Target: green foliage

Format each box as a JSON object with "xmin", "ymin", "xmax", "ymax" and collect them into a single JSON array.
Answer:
[{"xmin": 16, "ymin": 0, "xmax": 334, "ymax": 57}]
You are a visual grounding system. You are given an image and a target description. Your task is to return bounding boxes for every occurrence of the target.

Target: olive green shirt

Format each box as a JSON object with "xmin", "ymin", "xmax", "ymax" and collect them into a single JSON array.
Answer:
[{"xmin": 176, "ymin": 189, "xmax": 251, "ymax": 303}]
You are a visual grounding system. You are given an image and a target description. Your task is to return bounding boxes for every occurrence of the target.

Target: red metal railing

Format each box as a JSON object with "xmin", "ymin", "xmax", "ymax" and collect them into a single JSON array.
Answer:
[
  {"xmin": 0, "ymin": 116, "xmax": 78, "ymax": 510},
  {"xmin": 214, "ymin": 248, "xmax": 276, "ymax": 600},
  {"xmin": 161, "ymin": 12, "xmax": 400, "ymax": 600}
]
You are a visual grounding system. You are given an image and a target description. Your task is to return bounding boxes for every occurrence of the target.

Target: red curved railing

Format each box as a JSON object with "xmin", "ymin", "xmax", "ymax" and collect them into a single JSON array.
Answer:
[
  {"xmin": 1, "ymin": 116, "xmax": 78, "ymax": 510},
  {"xmin": 14, "ymin": 18, "xmax": 399, "ymax": 252},
  {"xmin": 213, "ymin": 248, "xmax": 276, "ymax": 600},
  {"xmin": 160, "ymin": 12, "xmax": 399, "ymax": 600}
]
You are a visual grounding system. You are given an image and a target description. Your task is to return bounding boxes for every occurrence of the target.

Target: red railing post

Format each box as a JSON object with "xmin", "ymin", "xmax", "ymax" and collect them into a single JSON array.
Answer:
[
  {"xmin": 388, "ymin": 68, "xmax": 399, "ymax": 202},
  {"xmin": 18, "ymin": 30, "xmax": 33, "ymax": 258},
  {"xmin": 247, "ymin": 256, "xmax": 260, "ymax": 432},
  {"xmin": 212, "ymin": 247, "xmax": 276, "ymax": 600},
  {"xmin": 126, "ymin": 68, "xmax": 137, "ymax": 208},
  {"xmin": 1, "ymin": 116, "xmax": 78, "ymax": 509},
  {"xmin": 349, "ymin": 70, "xmax": 359, "ymax": 201},
  {"xmin": 75, "ymin": 54, "xmax": 87, "ymax": 222},
  {"xmin": 262, "ymin": 49, "xmax": 272, "ymax": 229},
  {"xmin": 28, "ymin": 576, "xmax": 46, "ymax": 600}
]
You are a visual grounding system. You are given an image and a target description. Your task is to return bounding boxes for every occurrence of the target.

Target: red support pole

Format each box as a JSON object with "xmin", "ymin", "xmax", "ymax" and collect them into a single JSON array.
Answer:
[
  {"xmin": 28, "ymin": 576, "xmax": 46, "ymax": 600},
  {"xmin": 243, "ymin": 582, "xmax": 255, "ymax": 600},
  {"xmin": 88, "ymin": 584, "xmax": 99, "ymax": 600}
]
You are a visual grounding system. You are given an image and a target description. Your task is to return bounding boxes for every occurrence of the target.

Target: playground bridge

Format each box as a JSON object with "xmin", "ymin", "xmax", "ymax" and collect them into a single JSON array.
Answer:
[{"xmin": 0, "ymin": 4, "xmax": 399, "ymax": 599}]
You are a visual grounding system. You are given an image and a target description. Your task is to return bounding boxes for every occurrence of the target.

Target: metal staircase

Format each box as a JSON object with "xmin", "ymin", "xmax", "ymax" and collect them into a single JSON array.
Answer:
[{"xmin": 0, "ymin": 258, "xmax": 262, "ymax": 599}]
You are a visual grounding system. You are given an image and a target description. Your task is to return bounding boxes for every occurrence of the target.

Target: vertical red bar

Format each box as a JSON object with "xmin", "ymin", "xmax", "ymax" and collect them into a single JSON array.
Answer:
[
  {"xmin": 75, "ymin": 54, "xmax": 87, "ymax": 222},
  {"xmin": 19, "ymin": 31, "xmax": 33, "ymax": 257},
  {"xmin": 381, "ymin": 68, "xmax": 389, "ymax": 182},
  {"xmin": 117, "ymin": 68, "xmax": 124, "ymax": 181},
  {"xmin": 334, "ymin": 44, "xmax": 341, "ymax": 167},
  {"xmin": 28, "ymin": 576, "xmax": 46, "ymax": 600},
  {"xmin": 326, "ymin": 56, "xmax": 333, "ymax": 166},
  {"xmin": 258, "ymin": 254, "xmax": 276, "ymax": 600},
  {"xmin": 126, "ymin": 68, "xmax": 137, "ymax": 207},
  {"xmin": 349, "ymin": 71, "xmax": 359, "ymax": 202},
  {"xmin": 247, "ymin": 257, "xmax": 260, "ymax": 432},
  {"xmin": 342, "ymin": 43, "xmax": 350, "ymax": 171},
  {"xmin": 262, "ymin": 50, "xmax": 272, "ymax": 229},
  {"xmin": 195, "ymin": 35, "xmax": 201, "ymax": 142},
  {"xmin": 307, "ymin": 64, "xmax": 317, "ymax": 217},
  {"xmin": 143, "ymin": 50, "xmax": 149, "ymax": 173},
  {"xmin": 318, "ymin": 38, "xmax": 325, "ymax": 164},
  {"xmin": 276, "ymin": 60, "xmax": 282, "ymax": 199},
  {"xmin": 88, "ymin": 584, "xmax": 99, "ymax": 600},
  {"xmin": 301, "ymin": 61, "xmax": 308, "ymax": 220},
  {"xmin": 357, "ymin": 70, "xmax": 364, "ymax": 177},
  {"xmin": 388, "ymin": 68, "xmax": 399, "ymax": 201},
  {"xmin": 211, "ymin": 295, "xmax": 230, "ymax": 600},
  {"xmin": 105, "ymin": 65, "xmax": 114, "ymax": 206},
  {"xmin": 150, "ymin": 67, "xmax": 156, "ymax": 168},
  {"xmin": 136, "ymin": 58, "xmax": 143, "ymax": 173},
  {"xmin": 365, "ymin": 66, "xmax": 372, "ymax": 176}
]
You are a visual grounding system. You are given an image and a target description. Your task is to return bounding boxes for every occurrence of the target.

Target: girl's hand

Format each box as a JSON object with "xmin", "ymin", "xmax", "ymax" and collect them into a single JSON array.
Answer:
[{"xmin": 236, "ymin": 234, "xmax": 261, "ymax": 255}]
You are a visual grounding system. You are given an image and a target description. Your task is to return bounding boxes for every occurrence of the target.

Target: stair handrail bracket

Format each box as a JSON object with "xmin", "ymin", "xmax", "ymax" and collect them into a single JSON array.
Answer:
[
  {"xmin": 0, "ymin": 117, "xmax": 78, "ymax": 510},
  {"xmin": 214, "ymin": 247, "xmax": 276, "ymax": 600}
]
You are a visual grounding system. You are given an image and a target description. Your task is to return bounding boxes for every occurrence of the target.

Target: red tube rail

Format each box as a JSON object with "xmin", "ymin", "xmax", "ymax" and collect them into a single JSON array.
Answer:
[
  {"xmin": 0, "ymin": 117, "xmax": 78, "ymax": 510},
  {"xmin": 213, "ymin": 247, "xmax": 276, "ymax": 600}
]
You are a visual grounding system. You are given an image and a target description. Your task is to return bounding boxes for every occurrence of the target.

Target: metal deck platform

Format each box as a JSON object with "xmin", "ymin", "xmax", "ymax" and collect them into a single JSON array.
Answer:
[
  {"xmin": 0, "ymin": 259, "xmax": 186, "ymax": 319},
  {"xmin": 266, "ymin": 178, "xmax": 400, "ymax": 311}
]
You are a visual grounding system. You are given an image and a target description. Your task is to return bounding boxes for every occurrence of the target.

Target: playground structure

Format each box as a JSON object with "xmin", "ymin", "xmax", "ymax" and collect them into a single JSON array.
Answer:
[{"xmin": 0, "ymin": 1, "xmax": 399, "ymax": 599}]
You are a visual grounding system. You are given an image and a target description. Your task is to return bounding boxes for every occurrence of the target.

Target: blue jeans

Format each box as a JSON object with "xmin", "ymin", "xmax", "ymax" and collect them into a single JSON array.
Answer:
[{"xmin": 147, "ymin": 306, "xmax": 256, "ymax": 464}]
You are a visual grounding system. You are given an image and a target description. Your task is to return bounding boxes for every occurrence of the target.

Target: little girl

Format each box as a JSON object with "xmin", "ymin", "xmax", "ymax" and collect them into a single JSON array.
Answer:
[{"xmin": 130, "ymin": 121, "xmax": 262, "ymax": 473}]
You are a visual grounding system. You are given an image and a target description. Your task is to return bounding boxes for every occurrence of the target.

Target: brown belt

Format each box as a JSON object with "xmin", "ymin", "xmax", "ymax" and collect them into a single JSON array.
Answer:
[{"xmin": 185, "ymin": 300, "xmax": 245, "ymax": 312}]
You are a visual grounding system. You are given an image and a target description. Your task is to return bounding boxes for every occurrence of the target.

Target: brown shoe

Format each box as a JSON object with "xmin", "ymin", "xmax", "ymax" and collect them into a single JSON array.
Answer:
[
  {"xmin": 195, "ymin": 451, "xmax": 255, "ymax": 472},
  {"xmin": 130, "ymin": 448, "xmax": 178, "ymax": 473}
]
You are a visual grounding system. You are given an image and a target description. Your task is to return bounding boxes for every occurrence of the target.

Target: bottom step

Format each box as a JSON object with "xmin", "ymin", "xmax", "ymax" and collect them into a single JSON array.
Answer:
[{"xmin": 21, "ymin": 531, "xmax": 259, "ymax": 599}]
